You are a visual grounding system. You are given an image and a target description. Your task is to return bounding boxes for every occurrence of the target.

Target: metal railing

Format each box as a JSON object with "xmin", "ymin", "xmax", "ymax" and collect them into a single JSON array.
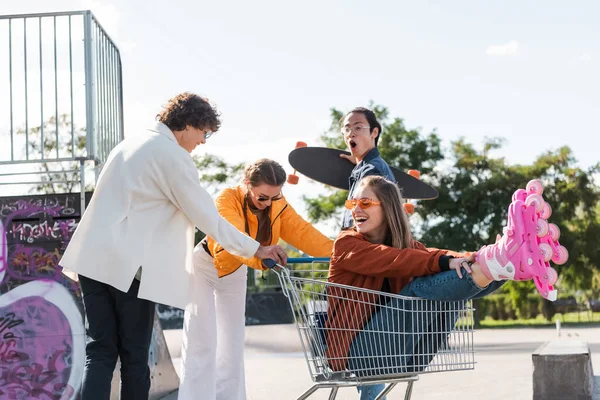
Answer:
[{"xmin": 0, "ymin": 10, "xmax": 124, "ymax": 212}]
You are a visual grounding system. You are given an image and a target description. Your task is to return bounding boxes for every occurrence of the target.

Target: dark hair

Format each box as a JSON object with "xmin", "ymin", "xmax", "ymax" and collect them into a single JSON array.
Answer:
[
  {"xmin": 340, "ymin": 107, "xmax": 383, "ymax": 146},
  {"xmin": 244, "ymin": 158, "xmax": 286, "ymax": 187},
  {"xmin": 157, "ymin": 92, "xmax": 221, "ymax": 132}
]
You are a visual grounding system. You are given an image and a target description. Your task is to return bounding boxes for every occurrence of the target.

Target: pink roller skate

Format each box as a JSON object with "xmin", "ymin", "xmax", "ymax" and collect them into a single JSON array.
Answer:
[{"xmin": 476, "ymin": 179, "xmax": 568, "ymax": 301}]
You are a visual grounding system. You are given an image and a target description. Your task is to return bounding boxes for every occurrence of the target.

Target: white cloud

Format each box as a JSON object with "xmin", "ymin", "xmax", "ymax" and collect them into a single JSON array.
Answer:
[{"xmin": 486, "ymin": 40, "xmax": 520, "ymax": 56}]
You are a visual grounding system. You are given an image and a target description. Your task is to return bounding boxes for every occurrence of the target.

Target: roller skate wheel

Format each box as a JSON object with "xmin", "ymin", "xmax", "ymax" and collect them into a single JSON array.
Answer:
[
  {"xmin": 552, "ymin": 245, "xmax": 569, "ymax": 265},
  {"xmin": 408, "ymin": 170, "xmax": 421, "ymax": 179},
  {"xmin": 548, "ymin": 223, "xmax": 560, "ymax": 241},
  {"xmin": 525, "ymin": 194, "xmax": 545, "ymax": 213},
  {"xmin": 404, "ymin": 203, "xmax": 415, "ymax": 214},
  {"xmin": 536, "ymin": 219, "xmax": 549, "ymax": 237},
  {"xmin": 540, "ymin": 203, "xmax": 552, "ymax": 219},
  {"xmin": 526, "ymin": 179, "xmax": 544, "ymax": 195},
  {"xmin": 539, "ymin": 242, "xmax": 553, "ymax": 263},
  {"xmin": 295, "ymin": 141, "xmax": 308, "ymax": 148},
  {"xmin": 287, "ymin": 174, "xmax": 299, "ymax": 185},
  {"xmin": 546, "ymin": 267, "xmax": 558, "ymax": 286}
]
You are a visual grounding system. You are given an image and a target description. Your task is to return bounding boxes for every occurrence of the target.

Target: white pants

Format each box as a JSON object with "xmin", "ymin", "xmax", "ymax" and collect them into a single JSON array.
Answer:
[{"xmin": 178, "ymin": 247, "xmax": 248, "ymax": 400}]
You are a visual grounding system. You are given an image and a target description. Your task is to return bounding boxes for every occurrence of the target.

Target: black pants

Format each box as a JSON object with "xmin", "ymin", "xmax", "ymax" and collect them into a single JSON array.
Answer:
[{"xmin": 79, "ymin": 276, "xmax": 156, "ymax": 400}]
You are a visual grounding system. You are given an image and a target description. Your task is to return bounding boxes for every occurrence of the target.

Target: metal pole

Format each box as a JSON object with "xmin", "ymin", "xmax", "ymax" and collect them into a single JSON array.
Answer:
[
  {"xmin": 39, "ymin": 17, "xmax": 44, "ymax": 160},
  {"xmin": 79, "ymin": 158, "xmax": 86, "ymax": 214},
  {"xmin": 83, "ymin": 11, "xmax": 96, "ymax": 159},
  {"xmin": 54, "ymin": 15, "xmax": 59, "ymax": 159},
  {"xmin": 24, "ymin": 17, "xmax": 29, "ymax": 160},
  {"xmin": 9, "ymin": 18, "xmax": 14, "ymax": 161},
  {"xmin": 69, "ymin": 15, "xmax": 75, "ymax": 156}
]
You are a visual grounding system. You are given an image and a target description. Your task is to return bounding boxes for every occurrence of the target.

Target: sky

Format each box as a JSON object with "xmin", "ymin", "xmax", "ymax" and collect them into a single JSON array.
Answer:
[{"xmin": 0, "ymin": 0, "xmax": 598, "ymax": 235}]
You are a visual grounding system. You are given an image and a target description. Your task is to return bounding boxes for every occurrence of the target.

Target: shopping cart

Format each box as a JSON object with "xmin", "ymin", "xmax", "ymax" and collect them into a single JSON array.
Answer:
[{"xmin": 264, "ymin": 258, "xmax": 476, "ymax": 400}]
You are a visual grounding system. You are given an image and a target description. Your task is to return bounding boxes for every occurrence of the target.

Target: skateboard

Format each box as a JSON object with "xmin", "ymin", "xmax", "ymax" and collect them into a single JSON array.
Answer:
[{"xmin": 287, "ymin": 143, "xmax": 438, "ymax": 201}]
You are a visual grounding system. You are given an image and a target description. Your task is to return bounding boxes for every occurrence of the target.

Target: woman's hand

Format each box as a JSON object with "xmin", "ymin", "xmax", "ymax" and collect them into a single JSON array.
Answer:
[{"xmin": 449, "ymin": 253, "xmax": 475, "ymax": 278}]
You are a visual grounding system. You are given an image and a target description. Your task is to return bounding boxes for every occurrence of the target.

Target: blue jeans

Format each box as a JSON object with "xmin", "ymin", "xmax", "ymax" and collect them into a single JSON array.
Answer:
[
  {"xmin": 79, "ymin": 276, "xmax": 156, "ymax": 400},
  {"xmin": 353, "ymin": 268, "xmax": 505, "ymax": 400}
]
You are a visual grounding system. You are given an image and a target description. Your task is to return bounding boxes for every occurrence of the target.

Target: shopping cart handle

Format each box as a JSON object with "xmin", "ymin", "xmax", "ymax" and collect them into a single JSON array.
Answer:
[{"xmin": 262, "ymin": 259, "xmax": 278, "ymax": 269}]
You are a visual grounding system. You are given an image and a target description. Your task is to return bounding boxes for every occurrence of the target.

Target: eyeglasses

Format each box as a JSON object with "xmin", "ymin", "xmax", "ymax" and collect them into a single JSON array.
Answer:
[
  {"xmin": 340, "ymin": 124, "xmax": 370, "ymax": 137},
  {"xmin": 204, "ymin": 131, "xmax": 214, "ymax": 140},
  {"xmin": 345, "ymin": 198, "xmax": 381, "ymax": 210}
]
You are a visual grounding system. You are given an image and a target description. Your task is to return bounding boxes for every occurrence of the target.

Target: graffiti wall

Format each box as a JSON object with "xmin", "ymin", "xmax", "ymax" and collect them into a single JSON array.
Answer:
[{"xmin": 0, "ymin": 193, "xmax": 89, "ymax": 399}]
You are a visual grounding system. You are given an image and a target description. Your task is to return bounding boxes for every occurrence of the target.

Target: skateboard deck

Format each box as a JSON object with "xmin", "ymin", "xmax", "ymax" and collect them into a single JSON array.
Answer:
[{"xmin": 288, "ymin": 147, "xmax": 438, "ymax": 200}]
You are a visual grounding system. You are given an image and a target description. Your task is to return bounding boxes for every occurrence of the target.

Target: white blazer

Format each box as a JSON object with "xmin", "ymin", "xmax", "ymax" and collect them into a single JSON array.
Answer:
[{"xmin": 60, "ymin": 122, "xmax": 259, "ymax": 309}]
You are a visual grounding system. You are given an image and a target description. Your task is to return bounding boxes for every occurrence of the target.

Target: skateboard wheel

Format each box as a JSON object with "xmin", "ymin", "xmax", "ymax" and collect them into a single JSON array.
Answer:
[
  {"xmin": 404, "ymin": 203, "xmax": 415, "ymax": 214},
  {"xmin": 526, "ymin": 179, "xmax": 544, "ymax": 196},
  {"xmin": 287, "ymin": 174, "xmax": 299, "ymax": 185},
  {"xmin": 408, "ymin": 170, "xmax": 421, "ymax": 179},
  {"xmin": 295, "ymin": 141, "xmax": 308, "ymax": 148}
]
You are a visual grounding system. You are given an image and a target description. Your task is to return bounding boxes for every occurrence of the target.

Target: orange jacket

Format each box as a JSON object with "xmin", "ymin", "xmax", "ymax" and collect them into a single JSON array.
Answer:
[
  {"xmin": 325, "ymin": 229, "xmax": 462, "ymax": 371},
  {"xmin": 207, "ymin": 185, "xmax": 333, "ymax": 277}
]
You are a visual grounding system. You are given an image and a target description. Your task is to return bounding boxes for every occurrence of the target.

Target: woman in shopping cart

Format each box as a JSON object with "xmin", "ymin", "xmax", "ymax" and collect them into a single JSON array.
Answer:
[
  {"xmin": 178, "ymin": 158, "xmax": 334, "ymax": 400},
  {"xmin": 327, "ymin": 175, "xmax": 563, "ymax": 400}
]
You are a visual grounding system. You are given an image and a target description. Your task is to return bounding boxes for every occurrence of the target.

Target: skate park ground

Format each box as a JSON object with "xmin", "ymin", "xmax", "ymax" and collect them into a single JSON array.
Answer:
[{"xmin": 159, "ymin": 324, "xmax": 600, "ymax": 400}]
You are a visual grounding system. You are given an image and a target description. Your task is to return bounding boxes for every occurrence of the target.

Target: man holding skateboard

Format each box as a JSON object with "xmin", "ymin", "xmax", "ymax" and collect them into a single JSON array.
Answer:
[{"xmin": 339, "ymin": 107, "xmax": 396, "ymax": 229}]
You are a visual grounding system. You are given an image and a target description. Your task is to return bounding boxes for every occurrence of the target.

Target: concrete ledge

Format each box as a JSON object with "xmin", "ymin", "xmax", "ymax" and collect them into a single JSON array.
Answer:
[{"xmin": 533, "ymin": 340, "xmax": 594, "ymax": 400}]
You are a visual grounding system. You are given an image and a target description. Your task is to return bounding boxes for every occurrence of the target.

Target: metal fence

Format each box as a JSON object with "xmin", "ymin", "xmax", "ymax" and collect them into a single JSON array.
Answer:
[{"xmin": 0, "ymin": 10, "xmax": 123, "ymax": 212}]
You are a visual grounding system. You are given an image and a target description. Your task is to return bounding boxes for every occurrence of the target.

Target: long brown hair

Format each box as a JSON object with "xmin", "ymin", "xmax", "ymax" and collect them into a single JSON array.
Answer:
[{"xmin": 357, "ymin": 175, "xmax": 413, "ymax": 249}]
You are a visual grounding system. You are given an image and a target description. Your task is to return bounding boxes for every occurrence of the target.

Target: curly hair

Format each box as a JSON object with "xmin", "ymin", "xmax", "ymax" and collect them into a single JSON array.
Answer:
[
  {"xmin": 244, "ymin": 159, "xmax": 287, "ymax": 187},
  {"xmin": 156, "ymin": 92, "xmax": 221, "ymax": 132}
]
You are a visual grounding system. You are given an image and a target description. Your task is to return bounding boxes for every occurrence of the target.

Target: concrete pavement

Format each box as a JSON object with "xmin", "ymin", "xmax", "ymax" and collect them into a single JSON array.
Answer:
[{"xmin": 161, "ymin": 324, "xmax": 600, "ymax": 399}]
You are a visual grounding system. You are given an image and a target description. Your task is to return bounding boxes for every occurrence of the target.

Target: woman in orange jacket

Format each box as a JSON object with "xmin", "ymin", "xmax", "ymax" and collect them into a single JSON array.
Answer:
[{"xmin": 178, "ymin": 158, "xmax": 333, "ymax": 400}]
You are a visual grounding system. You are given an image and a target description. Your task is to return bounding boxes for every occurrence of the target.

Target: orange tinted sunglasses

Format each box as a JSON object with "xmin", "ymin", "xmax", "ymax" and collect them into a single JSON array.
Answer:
[{"xmin": 345, "ymin": 198, "xmax": 381, "ymax": 210}]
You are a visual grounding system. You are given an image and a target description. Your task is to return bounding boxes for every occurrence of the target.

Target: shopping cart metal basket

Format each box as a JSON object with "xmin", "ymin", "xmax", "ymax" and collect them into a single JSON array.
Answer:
[{"xmin": 265, "ymin": 258, "xmax": 476, "ymax": 400}]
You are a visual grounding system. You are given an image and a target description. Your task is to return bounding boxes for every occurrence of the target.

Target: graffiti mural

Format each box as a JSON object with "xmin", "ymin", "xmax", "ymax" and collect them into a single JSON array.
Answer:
[{"xmin": 0, "ymin": 194, "xmax": 88, "ymax": 400}]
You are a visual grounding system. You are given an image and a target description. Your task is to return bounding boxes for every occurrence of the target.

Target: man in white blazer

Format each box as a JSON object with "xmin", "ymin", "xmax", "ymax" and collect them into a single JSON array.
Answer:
[{"xmin": 60, "ymin": 92, "xmax": 287, "ymax": 400}]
